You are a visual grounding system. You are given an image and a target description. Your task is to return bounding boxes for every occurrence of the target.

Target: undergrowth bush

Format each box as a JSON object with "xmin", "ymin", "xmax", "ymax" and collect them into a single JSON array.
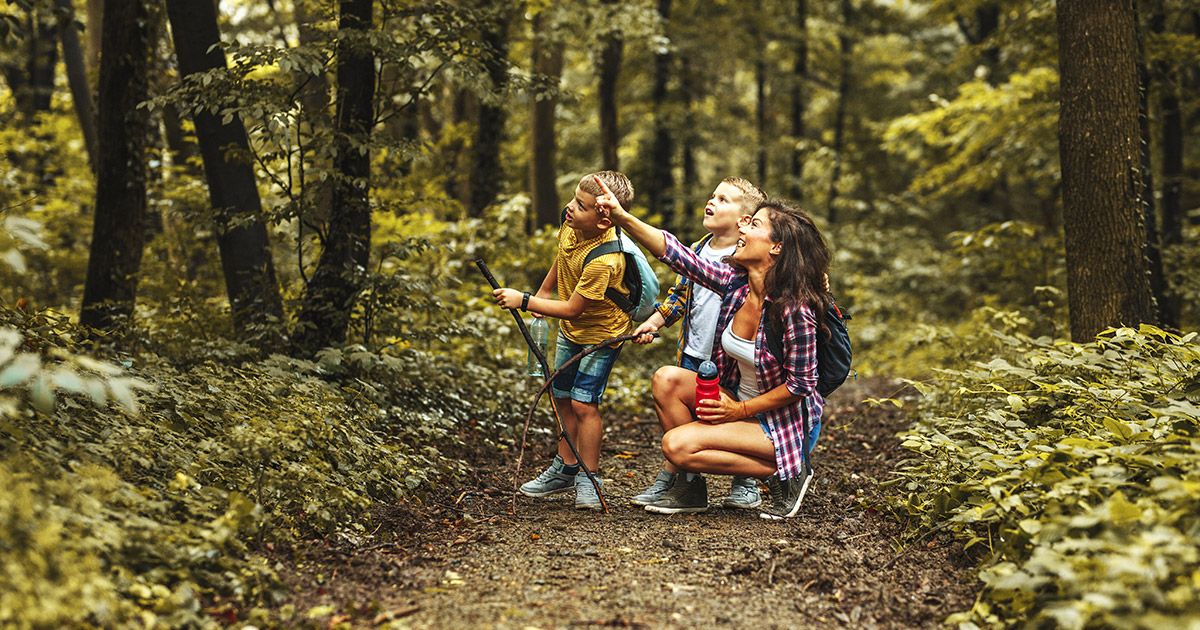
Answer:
[
  {"xmin": 890, "ymin": 323, "xmax": 1200, "ymax": 628},
  {"xmin": 0, "ymin": 304, "xmax": 530, "ymax": 627}
]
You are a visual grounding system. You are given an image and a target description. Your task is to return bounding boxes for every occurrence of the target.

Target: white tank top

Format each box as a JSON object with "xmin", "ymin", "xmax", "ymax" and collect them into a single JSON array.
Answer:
[{"xmin": 721, "ymin": 321, "xmax": 761, "ymax": 402}]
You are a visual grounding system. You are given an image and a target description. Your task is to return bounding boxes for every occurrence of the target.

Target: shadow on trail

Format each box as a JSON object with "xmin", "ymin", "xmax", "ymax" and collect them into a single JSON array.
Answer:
[{"xmin": 280, "ymin": 378, "xmax": 979, "ymax": 628}]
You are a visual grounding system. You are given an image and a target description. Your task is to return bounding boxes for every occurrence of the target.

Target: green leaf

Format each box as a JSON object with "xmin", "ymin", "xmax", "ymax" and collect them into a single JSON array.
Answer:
[{"xmin": 0, "ymin": 354, "xmax": 40, "ymax": 387}]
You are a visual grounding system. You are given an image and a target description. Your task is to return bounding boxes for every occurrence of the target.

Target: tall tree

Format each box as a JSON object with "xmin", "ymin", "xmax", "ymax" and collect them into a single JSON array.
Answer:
[
  {"xmin": 56, "ymin": 0, "xmax": 98, "ymax": 172},
  {"xmin": 755, "ymin": 54, "xmax": 768, "ymax": 188},
  {"xmin": 826, "ymin": 0, "xmax": 853, "ymax": 224},
  {"xmin": 468, "ymin": 5, "xmax": 512, "ymax": 217},
  {"xmin": 679, "ymin": 54, "xmax": 698, "ymax": 219},
  {"xmin": 1134, "ymin": 1, "xmax": 1166, "ymax": 324},
  {"xmin": 294, "ymin": 0, "xmax": 375, "ymax": 354},
  {"xmin": 80, "ymin": 0, "xmax": 153, "ymax": 332},
  {"xmin": 1056, "ymin": 0, "xmax": 1155, "ymax": 341},
  {"xmin": 1151, "ymin": 4, "xmax": 1183, "ymax": 328},
  {"xmin": 598, "ymin": 0, "xmax": 623, "ymax": 171},
  {"xmin": 165, "ymin": 0, "xmax": 285, "ymax": 341},
  {"xmin": 529, "ymin": 11, "xmax": 564, "ymax": 230},
  {"xmin": 647, "ymin": 0, "xmax": 675, "ymax": 225},
  {"xmin": 789, "ymin": 0, "xmax": 808, "ymax": 201}
]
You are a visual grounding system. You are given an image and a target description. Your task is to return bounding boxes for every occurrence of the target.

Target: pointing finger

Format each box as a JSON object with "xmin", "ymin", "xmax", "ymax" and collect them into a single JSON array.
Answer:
[{"xmin": 593, "ymin": 175, "xmax": 614, "ymax": 198}]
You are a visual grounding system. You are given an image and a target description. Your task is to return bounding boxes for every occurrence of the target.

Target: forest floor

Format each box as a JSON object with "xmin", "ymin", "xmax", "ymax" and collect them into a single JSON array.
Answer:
[{"xmin": 276, "ymin": 378, "xmax": 981, "ymax": 629}]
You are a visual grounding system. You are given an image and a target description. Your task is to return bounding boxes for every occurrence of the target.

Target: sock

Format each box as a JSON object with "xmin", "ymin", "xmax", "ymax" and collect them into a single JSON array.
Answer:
[
  {"xmin": 561, "ymin": 462, "xmax": 580, "ymax": 476},
  {"xmin": 685, "ymin": 472, "xmax": 697, "ymax": 482}
]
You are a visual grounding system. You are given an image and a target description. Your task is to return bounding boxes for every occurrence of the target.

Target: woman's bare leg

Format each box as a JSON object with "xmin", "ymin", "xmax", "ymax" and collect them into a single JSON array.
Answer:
[
  {"xmin": 651, "ymin": 366, "xmax": 699, "ymax": 473},
  {"xmin": 661, "ymin": 420, "xmax": 776, "ymax": 478}
]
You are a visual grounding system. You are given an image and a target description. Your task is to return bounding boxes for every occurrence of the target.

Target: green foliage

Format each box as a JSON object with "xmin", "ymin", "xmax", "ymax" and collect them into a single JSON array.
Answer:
[
  {"xmin": 0, "ymin": 303, "xmax": 531, "ymax": 626},
  {"xmin": 891, "ymin": 324, "xmax": 1200, "ymax": 628}
]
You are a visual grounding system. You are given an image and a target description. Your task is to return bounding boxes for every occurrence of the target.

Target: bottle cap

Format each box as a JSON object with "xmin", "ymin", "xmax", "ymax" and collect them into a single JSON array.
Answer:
[{"xmin": 698, "ymin": 360, "xmax": 718, "ymax": 380}]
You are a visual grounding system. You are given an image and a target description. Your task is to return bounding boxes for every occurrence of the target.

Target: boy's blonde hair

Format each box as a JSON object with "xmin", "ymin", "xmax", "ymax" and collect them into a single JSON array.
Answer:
[
  {"xmin": 580, "ymin": 171, "xmax": 635, "ymax": 209},
  {"xmin": 722, "ymin": 177, "xmax": 766, "ymax": 214}
]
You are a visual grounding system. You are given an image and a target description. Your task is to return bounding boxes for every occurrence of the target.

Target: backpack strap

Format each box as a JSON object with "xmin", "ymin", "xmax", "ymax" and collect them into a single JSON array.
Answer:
[
  {"xmin": 582, "ymin": 236, "xmax": 634, "ymax": 312},
  {"xmin": 763, "ymin": 302, "xmax": 785, "ymax": 363}
]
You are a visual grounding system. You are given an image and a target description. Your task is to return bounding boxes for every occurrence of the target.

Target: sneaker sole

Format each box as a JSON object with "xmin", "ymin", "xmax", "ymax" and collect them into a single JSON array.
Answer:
[
  {"xmin": 630, "ymin": 495, "xmax": 665, "ymax": 506},
  {"xmin": 644, "ymin": 504, "xmax": 708, "ymax": 514},
  {"xmin": 519, "ymin": 485, "xmax": 574, "ymax": 498},
  {"xmin": 759, "ymin": 473, "xmax": 813, "ymax": 520}
]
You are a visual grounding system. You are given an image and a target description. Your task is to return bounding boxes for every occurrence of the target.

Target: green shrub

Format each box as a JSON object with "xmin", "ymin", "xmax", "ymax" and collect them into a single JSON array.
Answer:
[{"xmin": 891, "ymin": 324, "xmax": 1200, "ymax": 628}]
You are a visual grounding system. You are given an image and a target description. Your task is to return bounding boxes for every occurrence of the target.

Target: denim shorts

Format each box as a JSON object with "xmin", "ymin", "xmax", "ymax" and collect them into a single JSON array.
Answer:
[
  {"xmin": 550, "ymin": 332, "xmax": 623, "ymax": 404},
  {"xmin": 679, "ymin": 352, "xmax": 706, "ymax": 372}
]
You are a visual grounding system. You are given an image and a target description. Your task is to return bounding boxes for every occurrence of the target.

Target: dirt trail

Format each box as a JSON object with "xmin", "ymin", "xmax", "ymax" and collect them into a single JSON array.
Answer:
[{"xmin": 281, "ymin": 379, "xmax": 979, "ymax": 628}]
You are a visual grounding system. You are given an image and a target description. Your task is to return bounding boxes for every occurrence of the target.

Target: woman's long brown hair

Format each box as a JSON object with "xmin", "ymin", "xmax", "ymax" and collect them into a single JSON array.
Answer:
[{"xmin": 761, "ymin": 200, "xmax": 832, "ymax": 338}]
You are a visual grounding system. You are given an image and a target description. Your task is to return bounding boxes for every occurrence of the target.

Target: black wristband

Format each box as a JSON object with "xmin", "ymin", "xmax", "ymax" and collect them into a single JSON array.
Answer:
[{"xmin": 521, "ymin": 292, "xmax": 530, "ymax": 311}]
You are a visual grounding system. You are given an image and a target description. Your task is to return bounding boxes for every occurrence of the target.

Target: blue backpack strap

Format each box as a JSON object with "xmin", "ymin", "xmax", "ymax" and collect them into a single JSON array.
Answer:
[{"xmin": 582, "ymin": 237, "xmax": 635, "ymax": 312}]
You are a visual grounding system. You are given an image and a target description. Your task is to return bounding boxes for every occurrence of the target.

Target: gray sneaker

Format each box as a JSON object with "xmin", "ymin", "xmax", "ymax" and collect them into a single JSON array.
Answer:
[
  {"xmin": 644, "ymin": 474, "xmax": 708, "ymax": 514},
  {"xmin": 575, "ymin": 472, "xmax": 604, "ymax": 510},
  {"xmin": 721, "ymin": 476, "xmax": 763, "ymax": 509},
  {"xmin": 759, "ymin": 467, "xmax": 814, "ymax": 520},
  {"xmin": 519, "ymin": 455, "xmax": 576, "ymax": 497},
  {"xmin": 631, "ymin": 471, "xmax": 676, "ymax": 506}
]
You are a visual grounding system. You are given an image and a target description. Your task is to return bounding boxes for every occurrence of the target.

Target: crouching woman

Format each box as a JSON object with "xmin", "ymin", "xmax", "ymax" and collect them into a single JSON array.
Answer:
[{"xmin": 592, "ymin": 177, "xmax": 830, "ymax": 519}]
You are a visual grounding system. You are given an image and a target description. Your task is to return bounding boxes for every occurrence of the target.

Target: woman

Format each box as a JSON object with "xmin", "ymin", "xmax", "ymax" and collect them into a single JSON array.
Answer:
[{"xmin": 592, "ymin": 176, "xmax": 830, "ymax": 519}]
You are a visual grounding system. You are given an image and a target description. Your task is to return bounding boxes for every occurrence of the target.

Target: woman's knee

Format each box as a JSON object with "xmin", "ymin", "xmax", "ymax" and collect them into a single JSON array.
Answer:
[
  {"xmin": 661, "ymin": 428, "xmax": 695, "ymax": 467},
  {"xmin": 652, "ymin": 366, "xmax": 691, "ymax": 401}
]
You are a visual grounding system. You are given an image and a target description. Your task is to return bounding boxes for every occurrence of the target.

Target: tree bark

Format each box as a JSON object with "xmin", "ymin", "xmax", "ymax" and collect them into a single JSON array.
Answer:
[
  {"xmin": 827, "ymin": 0, "xmax": 852, "ymax": 224},
  {"xmin": 648, "ymin": 0, "xmax": 675, "ymax": 226},
  {"xmin": 80, "ymin": 0, "xmax": 153, "ymax": 332},
  {"xmin": 529, "ymin": 12, "xmax": 563, "ymax": 231},
  {"xmin": 1151, "ymin": 5, "xmax": 1182, "ymax": 327},
  {"xmin": 1056, "ymin": 0, "xmax": 1156, "ymax": 341},
  {"xmin": 680, "ymin": 55, "xmax": 698, "ymax": 221},
  {"xmin": 598, "ymin": 0, "xmax": 623, "ymax": 171},
  {"xmin": 1134, "ymin": 1, "xmax": 1165, "ymax": 324},
  {"xmin": 755, "ymin": 54, "xmax": 768, "ymax": 189},
  {"xmin": 468, "ymin": 7, "xmax": 511, "ymax": 217},
  {"xmin": 293, "ymin": 0, "xmax": 375, "ymax": 354},
  {"xmin": 166, "ymin": 0, "xmax": 285, "ymax": 342},
  {"xmin": 56, "ymin": 0, "xmax": 99, "ymax": 172},
  {"xmin": 86, "ymin": 0, "xmax": 103, "ymax": 79},
  {"xmin": 789, "ymin": 0, "xmax": 808, "ymax": 201}
]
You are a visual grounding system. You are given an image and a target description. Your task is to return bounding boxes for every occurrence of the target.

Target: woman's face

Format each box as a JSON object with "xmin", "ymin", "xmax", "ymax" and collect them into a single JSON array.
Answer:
[{"xmin": 731, "ymin": 208, "xmax": 780, "ymax": 266}]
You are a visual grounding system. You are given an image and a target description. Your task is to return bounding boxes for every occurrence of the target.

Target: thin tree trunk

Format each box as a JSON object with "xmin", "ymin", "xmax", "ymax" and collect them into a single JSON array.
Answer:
[
  {"xmin": 469, "ymin": 8, "xmax": 511, "ymax": 217},
  {"xmin": 755, "ymin": 54, "xmax": 768, "ymax": 188},
  {"xmin": 166, "ymin": 0, "xmax": 286, "ymax": 342},
  {"xmin": 1134, "ymin": 1, "xmax": 1165, "ymax": 323},
  {"xmin": 86, "ymin": 0, "xmax": 103, "ymax": 79},
  {"xmin": 789, "ymin": 0, "xmax": 808, "ymax": 201},
  {"xmin": 1057, "ymin": 0, "xmax": 1155, "ymax": 341},
  {"xmin": 598, "ymin": 0, "xmax": 623, "ymax": 171},
  {"xmin": 530, "ymin": 13, "xmax": 563, "ymax": 231},
  {"xmin": 294, "ymin": 0, "xmax": 375, "ymax": 354},
  {"xmin": 827, "ymin": 0, "xmax": 852, "ymax": 224},
  {"xmin": 1152, "ymin": 5, "xmax": 1183, "ymax": 327},
  {"xmin": 57, "ymin": 0, "xmax": 99, "ymax": 172},
  {"xmin": 80, "ymin": 0, "xmax": 153, "ymax": 332},
  {"xmin": 25, "ymin": 8, "xmax": 58, "ymax": 116},
  {"xmin": 648, "ymin": 0, "xmax": 675, "ymax": 225},
  {"xmin": 680, "ymin": 55, "xmax": 698, "ymax": 227}
]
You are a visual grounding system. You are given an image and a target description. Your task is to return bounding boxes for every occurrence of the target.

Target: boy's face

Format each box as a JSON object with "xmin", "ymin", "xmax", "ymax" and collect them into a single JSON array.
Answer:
[
  {"xmin": 702, "ymin": 182, "xmax": 749, "ymax": 235},
  {"xmin": 564, "ymin": 185, "xmax": 610, "ymax": 234}
]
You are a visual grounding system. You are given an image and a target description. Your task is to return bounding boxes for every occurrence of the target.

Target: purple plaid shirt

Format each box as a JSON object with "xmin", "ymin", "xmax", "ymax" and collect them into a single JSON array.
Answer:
[{"xmin": 659, "ymin": 231, "xmax": 824, "ymax": 480}]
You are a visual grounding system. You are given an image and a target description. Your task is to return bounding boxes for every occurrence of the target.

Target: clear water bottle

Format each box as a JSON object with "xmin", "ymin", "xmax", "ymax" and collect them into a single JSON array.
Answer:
[{"xmin": 528, "ymin": 317, "xmax": 549, "ymax": 377}]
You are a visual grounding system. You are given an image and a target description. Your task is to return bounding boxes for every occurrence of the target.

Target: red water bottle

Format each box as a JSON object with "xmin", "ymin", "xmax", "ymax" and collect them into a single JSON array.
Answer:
[{"xmin": 695, "ymin": 360, "xmax": 720, "ymax": 405}]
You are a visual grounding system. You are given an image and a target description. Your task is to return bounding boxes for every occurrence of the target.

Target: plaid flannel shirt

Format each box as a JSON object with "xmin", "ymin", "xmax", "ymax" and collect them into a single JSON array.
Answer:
[
  {"xmin": 654, "ymin": 233, "xmax": 713, "ymax": 364},
  {"xmin": 659, "ymin": 231, "xmax": 824, "ymax": 480}
]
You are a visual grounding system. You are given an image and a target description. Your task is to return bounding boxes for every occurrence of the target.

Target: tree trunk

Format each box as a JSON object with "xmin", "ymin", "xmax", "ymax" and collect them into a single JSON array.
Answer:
[
  {"xmin": 86, "ymin": 0, "xmax": 103, "ymax": 79},
  {"xmin": 293, "ymin": 0, "xmax": 375, "ymax": 355},
  {"xmin": 680, "ymin": 55, "xmax": 698, "ymax": 222},
  {"xmin": 25, "ymin": 8, "xmax": 59, "ymax": 117},
  {"xmin": 755, "ymin": 55, "xmax": 768, "ymax": 189},
  {"xmin": 1134, "ymin": 1, "xmax": 1166, "ymax": 324},
  {"xmin": 1056, "ymin": 0, "xmax": 1156, "ymax": 341},
  {"xmin": 598, "ymin": 0, "xmax": 623, "ymax": 171},
  {"xmin": 529, "ymin": 13, "xmax": 563, "ymax": 231},
  {"xmin": 648, "ymin": 0, "xmax": 675, "ymax": 226},
  {"xmin": 57, "ymin": 0, "xmax": 99, "ymax": 172},
  {"xmin": 166, "ymin": 0, "xmax": 286, "ymax": 342},
  {"xmin": 80, "ymin": 0, "xmax": 153, "ymax": 332},
  {"xmin": 827, "ymin": 0, "xmax": 852, "ymax": 224},
  {"xmin": 1152, "ymin": 5, "xmax": 1183, "ymax": 327},
  {"xmin": 468, "ymin": 8, "xmax": 511, "ymax": 217},
  {"xmin": 789, "ymin": 0, "xmax": 808, "ymax": 201}
]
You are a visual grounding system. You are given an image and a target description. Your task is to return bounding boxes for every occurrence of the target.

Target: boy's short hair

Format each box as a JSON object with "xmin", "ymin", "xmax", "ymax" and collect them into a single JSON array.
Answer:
[
  {"xmin": 722, "ymin": 177, "xmax": 766, "ymax": 214},
  {"xmin": 580, "ymin": 171, "xmax": 635, "ymax": 209}
]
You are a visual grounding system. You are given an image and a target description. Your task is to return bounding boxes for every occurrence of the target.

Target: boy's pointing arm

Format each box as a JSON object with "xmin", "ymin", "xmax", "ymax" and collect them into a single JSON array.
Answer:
[{"xmin": 593, "ymin": 176, "xmax": 667, "ymax": 258}]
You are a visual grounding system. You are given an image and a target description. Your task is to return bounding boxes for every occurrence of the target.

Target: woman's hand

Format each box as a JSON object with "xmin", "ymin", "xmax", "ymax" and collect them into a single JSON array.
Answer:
[
  {"xmin": 593, "ymin": 176, "xmax": 629, "ymax": 224},
  {"xmin": 632, "ymin": 320, "xmax": 659, "ymax": 344},
  {"xmin": 492, "ymin": 288, "xmax": 524, "ymax": 310},
  {"xmin": 695, "ymin": 392, "xmax": 750, "ymax": 424}
]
